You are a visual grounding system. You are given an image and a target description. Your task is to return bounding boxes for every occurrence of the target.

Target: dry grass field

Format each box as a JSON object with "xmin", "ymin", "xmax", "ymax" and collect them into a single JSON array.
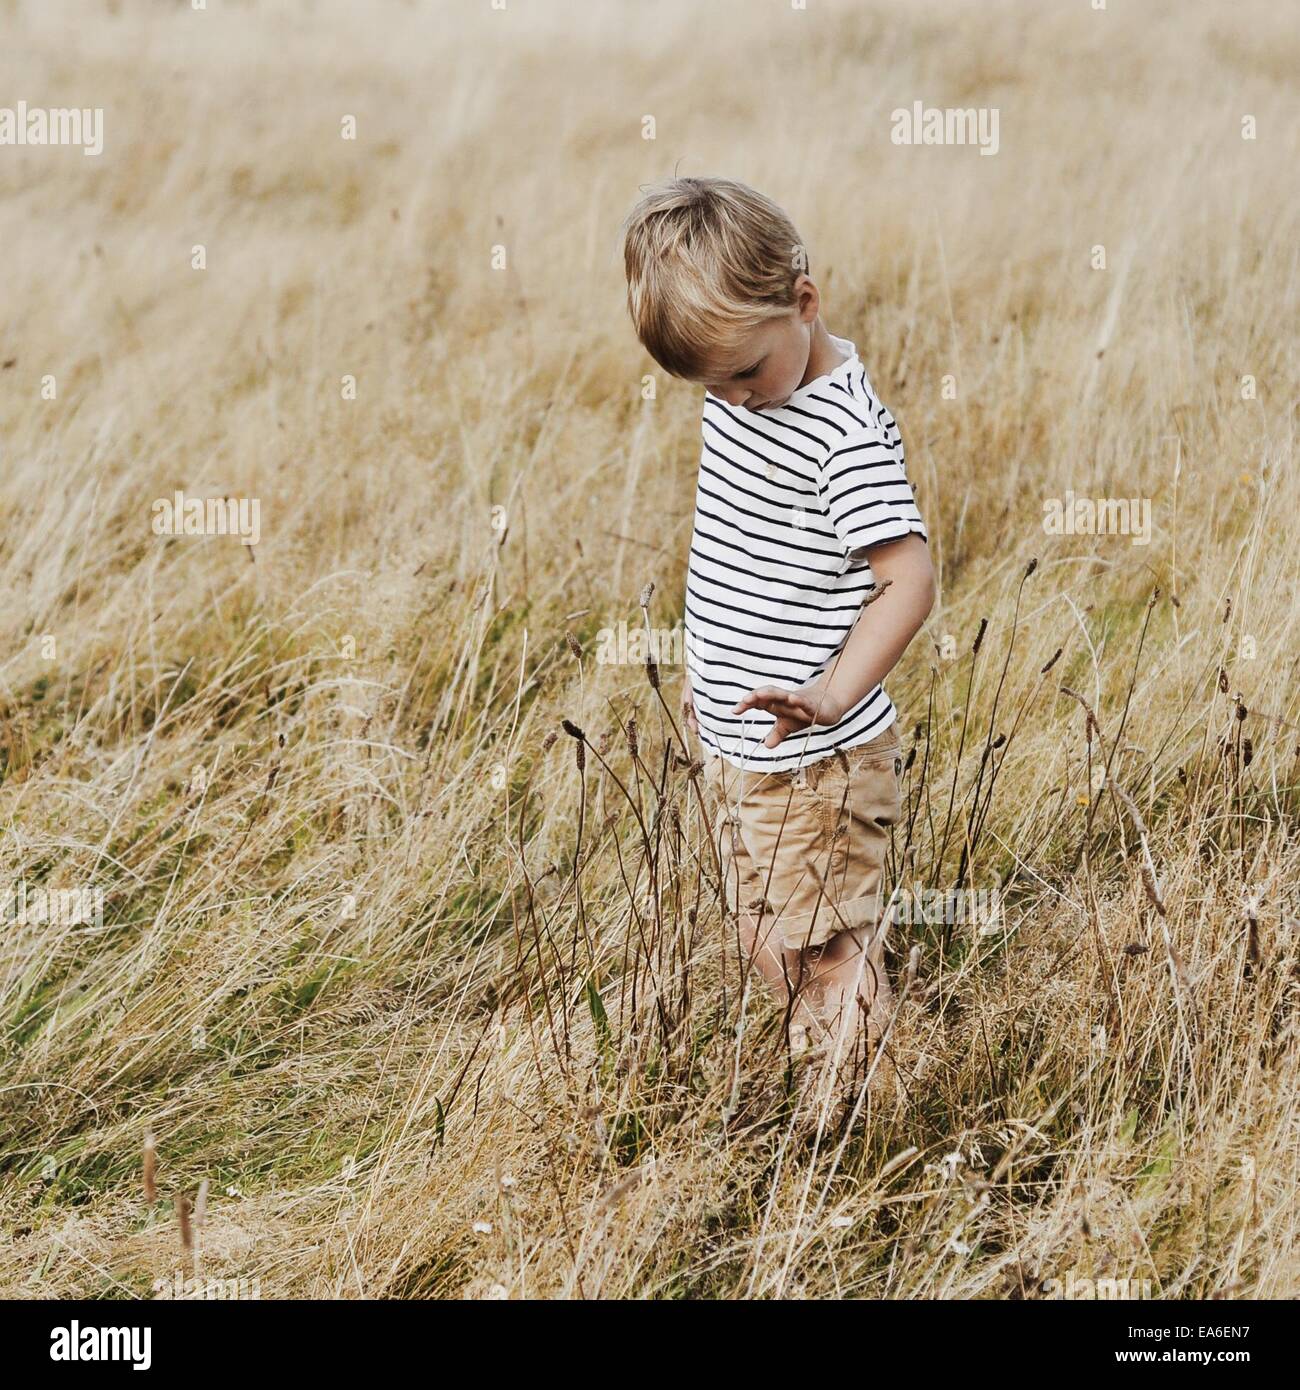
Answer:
[{"xmin": 1, "ymin": 0, "xmax": 1298, "ymax": 1299}]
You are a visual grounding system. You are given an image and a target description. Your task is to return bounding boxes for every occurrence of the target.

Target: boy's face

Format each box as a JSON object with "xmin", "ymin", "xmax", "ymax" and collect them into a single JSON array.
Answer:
[{"xmin": 692, "ymin": 279, "xmax": 820, "ymax": 413}]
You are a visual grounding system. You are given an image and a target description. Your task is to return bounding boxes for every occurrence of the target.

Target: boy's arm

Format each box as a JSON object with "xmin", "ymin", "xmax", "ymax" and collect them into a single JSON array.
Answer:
[
  {"xmin": 732, "ymin": 534, "xmax": 936, "ymax": 749},
  {"xmin": 820, "ymin": 533, "xmax": 936, "ymax": 712}
]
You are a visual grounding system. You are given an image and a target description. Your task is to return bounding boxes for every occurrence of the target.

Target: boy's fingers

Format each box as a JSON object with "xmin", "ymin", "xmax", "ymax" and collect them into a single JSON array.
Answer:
[
  {"xmin": 733, "ymin": 684, "xmax": 794, "ymax": 714},
  {"xmin": 765, "ymin": 696, "xmax": 814, "ymax": 722},
  {"xmin": 762, "ymin": 718, "xmax": 802, "ymax": 748},
  {"xmin": 736, "ymin": 697, "xmax": 816, "ymax": 734},
  {"xmin": 735, "ymin": 684, "xmax": 787, "ymax": 705}
]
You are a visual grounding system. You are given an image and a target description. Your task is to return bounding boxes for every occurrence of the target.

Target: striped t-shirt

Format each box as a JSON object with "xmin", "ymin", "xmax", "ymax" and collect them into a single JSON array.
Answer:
[{"xmin": 684, "ymin": 333, "xmax": 928, "ymax": 773}]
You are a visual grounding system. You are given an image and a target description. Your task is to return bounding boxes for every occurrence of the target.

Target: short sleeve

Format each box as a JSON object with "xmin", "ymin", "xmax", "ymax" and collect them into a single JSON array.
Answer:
[{"xmin": 818, "ymin": 425, "xmax": 928, "ymax": 560}]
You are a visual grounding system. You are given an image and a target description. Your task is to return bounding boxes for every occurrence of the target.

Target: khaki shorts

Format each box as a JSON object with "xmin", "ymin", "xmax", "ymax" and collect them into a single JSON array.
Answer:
[{"xmin": 700, "ymin": 722, "xmax": 903, "ymax": 953}]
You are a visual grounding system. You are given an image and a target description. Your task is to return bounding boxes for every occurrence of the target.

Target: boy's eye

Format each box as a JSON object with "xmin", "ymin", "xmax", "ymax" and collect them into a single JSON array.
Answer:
[{"xmin": 735, "ymin": 361, "xmax": 762, "ymax": 379}]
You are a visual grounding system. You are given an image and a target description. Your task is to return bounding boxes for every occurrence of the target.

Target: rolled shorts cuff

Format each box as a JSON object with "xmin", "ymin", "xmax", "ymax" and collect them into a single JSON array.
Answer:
[{"xmin": 769, "ymin": 888, "xmax": 889, "ymax": 953}]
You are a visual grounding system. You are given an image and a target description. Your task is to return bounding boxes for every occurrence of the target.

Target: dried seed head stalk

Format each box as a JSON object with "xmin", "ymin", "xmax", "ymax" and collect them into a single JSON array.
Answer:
[
  {"xmin": 1059, "ymin": 685, "xmax": 1103, "ymax": 742},
  {"xmin": 1110, "ymin": 780, "xmax": 1165, "ymax": 916},
  {"xmin": 177, "ymin": 1191, "xmax": 193, "ymax": 1253},
  {"xmin": 561, "ymin": 718, "xmax": 586, "ymax": 772},
  {"xmin": 143, "ymin": 1133, "xmax": 157, "ymax": 1205},
  {"xmin": 862, "ymin": 577, "xmax": 894, "ymax": 609},
  {"xmin": 1245, "ymin": 895, "xmax": 1262, "ymax": 967},
  {"xmin": 1111, "ymin": 778, "xmax": 1194, "ymax": 1044},
  {"xmin": 902, "ymin": 943, "xmax": 921, "ymax": 1000}
]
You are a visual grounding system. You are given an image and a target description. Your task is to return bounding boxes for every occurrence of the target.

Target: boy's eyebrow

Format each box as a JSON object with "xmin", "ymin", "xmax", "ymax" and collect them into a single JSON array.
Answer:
[
  {"xmin": 710, "ymin": 356, "xmax": 762, "ymax": 380},
  {"xmin": 691, "ymin": 350, "xmax": 763, "ymax": 385}
]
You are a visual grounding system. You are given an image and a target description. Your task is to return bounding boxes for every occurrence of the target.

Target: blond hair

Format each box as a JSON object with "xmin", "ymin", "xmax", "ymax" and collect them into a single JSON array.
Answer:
[{"xmin": 619, "ymin": 175, "xmax": 808, "ymax": 379}]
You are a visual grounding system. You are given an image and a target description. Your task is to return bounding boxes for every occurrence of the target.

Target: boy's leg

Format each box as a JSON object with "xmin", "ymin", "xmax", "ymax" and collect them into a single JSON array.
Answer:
[
  {"xmin": 734, "ymin": 908, "xmax": 829, "ymax": 1046},
  {"xmin": 793, "ymin": 726, "xmax": 903, "ymax": 1090},
  {"xmin": 799, "ymin": 920, "xmax": 894, "ymax": 1085},
  {"xmin": 702, "ymin": 753, "xmax": 835, "ymax": 1050}
]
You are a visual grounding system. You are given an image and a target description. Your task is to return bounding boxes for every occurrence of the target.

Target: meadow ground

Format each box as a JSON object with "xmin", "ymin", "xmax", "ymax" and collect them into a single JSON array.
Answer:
[{"xmin": 0, "ymin": 0, "xmax": 1298, "ymax": 1298}]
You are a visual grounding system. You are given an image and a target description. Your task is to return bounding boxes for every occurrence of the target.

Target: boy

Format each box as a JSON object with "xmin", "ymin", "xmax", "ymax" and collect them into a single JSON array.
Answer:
[{"xmin": 620, "ymin": 175, "xmax": 935, "ymax": 1097}]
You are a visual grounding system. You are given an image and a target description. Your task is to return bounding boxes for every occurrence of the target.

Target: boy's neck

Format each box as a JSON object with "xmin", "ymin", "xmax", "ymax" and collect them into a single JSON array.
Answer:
[{"xmin": 798, "ymin": 319, "xmax": 849, "ymax": 390}]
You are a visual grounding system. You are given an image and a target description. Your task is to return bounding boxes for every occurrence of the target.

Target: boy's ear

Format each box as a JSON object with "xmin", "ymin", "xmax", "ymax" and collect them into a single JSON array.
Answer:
[{"xmin": 795, "ymin": 276, "xmax": 820, "ymax": 318}]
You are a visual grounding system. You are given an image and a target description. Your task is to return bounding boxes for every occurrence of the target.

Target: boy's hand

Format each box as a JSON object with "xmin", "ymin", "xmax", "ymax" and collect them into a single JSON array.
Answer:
[{"xmin": 732, "ymin": 680, "xmax": 847, "ymax": 749}]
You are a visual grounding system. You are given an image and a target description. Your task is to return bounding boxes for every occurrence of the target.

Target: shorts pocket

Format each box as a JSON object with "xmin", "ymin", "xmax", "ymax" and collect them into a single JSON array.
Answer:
[
  {"xmin": 803, "ymin": 725, "xmax": 901, "ymax": 795},
  {"xmin": 847, "ymin": 724, "xmax": 903, "ymax": 772},
  {"xmin": 804, "ymin": 731, "xmax": 903, "ymax": 839},
  {"xmin": 813, "ymin": 742, "xmax": 902, "ymax": 921}
]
